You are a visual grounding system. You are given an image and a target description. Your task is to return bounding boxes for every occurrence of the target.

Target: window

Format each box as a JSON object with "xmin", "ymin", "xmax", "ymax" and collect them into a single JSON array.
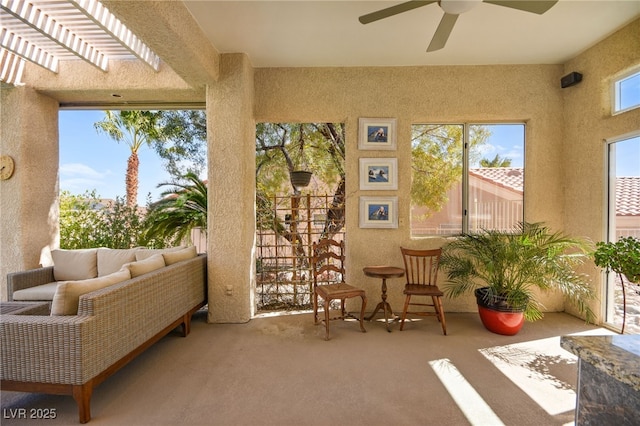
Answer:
[
  {"xmin": 603, "ymin": 134, "xmax": 640, "ymax": 333},
  {"xmin": 612, "ymin": 69, "xmax": 640, "ymax": 114},
  {"xmin": 410, "ymin": 123, "xmax": 525, "ymax": 236}
]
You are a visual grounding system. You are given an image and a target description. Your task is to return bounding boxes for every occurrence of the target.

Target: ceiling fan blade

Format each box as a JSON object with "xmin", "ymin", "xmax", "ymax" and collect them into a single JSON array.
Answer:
[
  {"xmin": 427, "ymin": 13, "xmax": 459, "ymax": 52},
  {"xmin": 359, "ymin": 0, "xmax": 437, "ymax": 24},
  {"xmin": 483, "ymin": 0, "xmax": 558, "ymax": 15}
]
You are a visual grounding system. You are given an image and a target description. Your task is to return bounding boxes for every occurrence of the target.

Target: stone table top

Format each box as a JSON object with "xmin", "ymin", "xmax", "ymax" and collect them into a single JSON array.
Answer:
[{"xmin": 561, "ymin": 335, "xmax": 640, "ymax": 392}]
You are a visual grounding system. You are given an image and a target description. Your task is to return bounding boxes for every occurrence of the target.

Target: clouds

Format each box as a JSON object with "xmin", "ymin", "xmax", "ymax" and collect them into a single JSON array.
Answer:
[
  {"xmin": 59, "ymin": 163, "xmax": 116, "ymax": 197},
  {"xmin": 481, "ymin": 125, "xmax": 525, "ymax": 167},
  {"xmin": 59, "ymin": 110, "xmax": 173, "ymax": 203},
  {"xmin": 60, "ymin": 163, "xmax": 110, "ymax": 178}
]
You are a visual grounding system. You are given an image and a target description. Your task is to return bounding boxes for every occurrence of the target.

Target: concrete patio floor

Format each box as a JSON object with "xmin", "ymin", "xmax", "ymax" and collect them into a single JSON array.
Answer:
[{"xmin": 1, "ymin": 310, "xmax": 612, "ymax": 425}]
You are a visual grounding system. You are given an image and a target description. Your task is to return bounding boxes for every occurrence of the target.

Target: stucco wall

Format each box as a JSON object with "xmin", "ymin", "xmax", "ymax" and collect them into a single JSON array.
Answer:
[
  {"xmin": 254, "ymin": 64, "xmax": 567, "ymax": 314},
  {"xmin": 1, "ymin": 15, "xmax": 637, "ymax": 325},
  {"xmin": 561, "ymin": 18, "xmax": 640, "ymax": 319},
  {"xmin": 0, "ymin": 86, "xmax": 59, "ymax": 300},
  {"xmin": 207, "ymin": 54, "xmax": 256, "ymax": 323}
]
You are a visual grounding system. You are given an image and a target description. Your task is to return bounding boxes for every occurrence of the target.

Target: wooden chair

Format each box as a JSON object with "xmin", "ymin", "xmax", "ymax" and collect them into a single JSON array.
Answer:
[
  {"xmin": 312, "ymin": 238, "xmax": 367, "ymax": 340},
  {"xmin": 399, "ymin": 247, "xmax": 447, "ymax": 335}
]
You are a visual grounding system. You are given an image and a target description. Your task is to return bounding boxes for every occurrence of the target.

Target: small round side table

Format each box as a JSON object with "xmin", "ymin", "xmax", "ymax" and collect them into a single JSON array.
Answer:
[{"xmin": 363, "ymin": 266, "xmax": 405, "ymax": 332}]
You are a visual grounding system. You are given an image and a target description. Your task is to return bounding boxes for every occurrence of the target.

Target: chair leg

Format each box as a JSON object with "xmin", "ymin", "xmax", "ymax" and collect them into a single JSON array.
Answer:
[
  {"xmin": 437, "ymin": 297, "xmax": 447, "ymax": 335},
  {"xmin": 400, "ymin": 294, "xmax": 411, "ymax": 331},
  {"xmin": 324, "ymin": 298, "xmax": 331, "ymax": 340},
  {"xmin": 313, "ymin": 291, "xmax": 319, "ymax": 325},
  {"xmin": 359, "ymin": 294, "xmax": 367, "ymax": 333},
  {"xmin": 432, "ymin": 296, "xmax": 441, "ymax": 322}
]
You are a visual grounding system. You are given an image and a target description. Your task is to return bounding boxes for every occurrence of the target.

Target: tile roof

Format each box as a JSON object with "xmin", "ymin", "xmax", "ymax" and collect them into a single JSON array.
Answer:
[
  {"xmin": 616, "ymin": 177, "xmax": 640, "ymax": 216},
  {"xmin": 470, "ymin": 168, "xmax": 639, "ymax": 216},
  {"xmin": 470, "ymin": 168, "xmax": 524, "ymax": 192}
]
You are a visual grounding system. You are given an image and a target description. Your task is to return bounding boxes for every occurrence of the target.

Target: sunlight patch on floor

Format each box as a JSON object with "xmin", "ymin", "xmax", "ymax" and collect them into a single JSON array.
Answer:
[
  {"xmin": 479, "ymin": 328, "xmax": 616, "ymax": 416},
  {"xmin": 429, "ymin": 358, "xmax": 505, "ymax": 426}
]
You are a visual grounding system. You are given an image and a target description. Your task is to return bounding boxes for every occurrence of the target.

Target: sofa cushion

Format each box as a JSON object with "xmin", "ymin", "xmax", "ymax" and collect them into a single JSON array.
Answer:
[
  {"xmin": 123, "ymin": 254, "xmax": 166, "ymax": 278},
  {"xmin": 135, "ymin": 246, "xmax": 185, "ymax": 261},
  {"xmin": 51, "ymin": 269, "xmax": 131, "ymax": 316},
  {"xmin": 97, "ymin": 248, "xmax": 139, "ymax": 276},
  {"xmin": 163, "ymin": 246, "xmax": 197, "ymax": 265},
  {"xmin": 52, "ymin": 248, "xmax": 98, "ymax": 281},
  {"xmin": 12, "ymin": 282, "xmax": 59, "ymax": 301}
]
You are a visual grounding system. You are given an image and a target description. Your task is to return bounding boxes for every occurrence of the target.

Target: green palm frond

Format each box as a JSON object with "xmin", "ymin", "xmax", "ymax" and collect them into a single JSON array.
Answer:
[
  {"xmin": 143, "ymin": 172, "xmax": 207, "ymax": 246},
  {"xmin": 440, "ymin": 222, "xmax": 596, "ymax": 322}
]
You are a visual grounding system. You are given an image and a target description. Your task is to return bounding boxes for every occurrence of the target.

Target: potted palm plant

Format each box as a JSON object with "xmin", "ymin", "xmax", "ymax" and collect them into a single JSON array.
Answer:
[
  {"xmin": 593, "ymin": 236, "xmax": 640, "ymax": 334},
  {"xmin": 440, "ymin": 222, "xmax": 595, "ymax": 335}
]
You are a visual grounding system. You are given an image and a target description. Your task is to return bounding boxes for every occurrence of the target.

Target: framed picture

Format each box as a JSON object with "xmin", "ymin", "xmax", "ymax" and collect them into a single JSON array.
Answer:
[
  {"xmin": 358, "ymin": 118, "xmax": 397, "ymax": 150},
  {"xmin": 359, "ymin": 157, "xmax": 398, "ymax": 190},
  {"xmin": 359, "ymin": 196, "xmax": 398, "ymax": 229}
]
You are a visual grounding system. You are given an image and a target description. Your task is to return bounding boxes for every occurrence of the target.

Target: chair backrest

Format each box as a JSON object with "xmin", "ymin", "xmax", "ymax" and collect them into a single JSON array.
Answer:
[
  {"xmin": 400, "ymin": 247, "xmax": 442, "ymax": 287},
  {"xmin": 311, "ymin": 238, "xmax": 346, "ymax": 288}
]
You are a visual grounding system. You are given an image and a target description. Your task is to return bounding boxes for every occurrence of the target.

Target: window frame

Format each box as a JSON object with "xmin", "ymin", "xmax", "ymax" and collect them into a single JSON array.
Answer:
[
  {"xmin": 611, "ymin": 67, "xmax": 640, "ymax": 115},
  {"xmin": 410, "ymin": 122, "xmax": 526, "ymax": 237},
  {"xmin": 602, "ymin": 131, "xmax": 640, "ymax": 332}
]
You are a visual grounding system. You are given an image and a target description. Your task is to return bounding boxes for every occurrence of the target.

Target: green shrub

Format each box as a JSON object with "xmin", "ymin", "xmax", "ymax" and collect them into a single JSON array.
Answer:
[{"xmin": 59, "ymin": 190, "xmax": 169, "ymax": 249}]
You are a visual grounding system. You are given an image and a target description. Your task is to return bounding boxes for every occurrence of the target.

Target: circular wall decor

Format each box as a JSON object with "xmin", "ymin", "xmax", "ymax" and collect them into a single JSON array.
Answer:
[{"xmin": 1, "ymin": 155, "xmax": 15, "ymax": 180}]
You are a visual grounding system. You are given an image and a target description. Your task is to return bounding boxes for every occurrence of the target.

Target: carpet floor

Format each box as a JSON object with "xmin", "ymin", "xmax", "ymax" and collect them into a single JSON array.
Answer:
[{"xmin": 1, "ymin": 311, "xmax": 609, "ymax": 425}]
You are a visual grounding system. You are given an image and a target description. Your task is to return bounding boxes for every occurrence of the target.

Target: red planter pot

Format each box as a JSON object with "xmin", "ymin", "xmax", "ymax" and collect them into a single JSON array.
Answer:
[
  {"xmin": 477, "ymin": 305, "xmax": 525, "ymax": 335},
  {"xmin": 475, "ymin": 287, "xmax": 525, "ymax": 335}
]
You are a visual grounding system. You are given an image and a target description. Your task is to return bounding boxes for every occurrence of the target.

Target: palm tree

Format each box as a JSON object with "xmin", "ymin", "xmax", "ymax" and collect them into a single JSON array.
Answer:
[
  {"xmin": 94, "ymin": 111, "xmax": 165, "ymax": 206},
  {"xmin": 480, "ymin": 154, "xmax": 512, "ymax": 168},
  {"xmin": 142, "ymin": 172, "xmax": 207, "ymax": 246}
]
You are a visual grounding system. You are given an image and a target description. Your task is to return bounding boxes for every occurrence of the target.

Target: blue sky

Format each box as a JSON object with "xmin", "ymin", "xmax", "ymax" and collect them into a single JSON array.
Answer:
[
  {"xmin": 59, "ymin": 110, "xmax": 175, "ymax": 204},
  {"xmin": 59, "ymin": 112, "xmax": 639, "ymax": 204},
  {"xmin": 475, "ymin": 124, "xmax": 524, "ymax": 168},
  {"xmin": 612, "ymin": 136, "xmax": 640, "ymax": 177}
]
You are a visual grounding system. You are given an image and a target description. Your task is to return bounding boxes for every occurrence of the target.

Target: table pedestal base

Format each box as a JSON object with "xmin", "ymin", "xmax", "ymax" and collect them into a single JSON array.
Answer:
[
  {"xmin": 365, "ymin": 298, "xmax": 397, "ymax": 332},
  {"xmin": 362, "ymin": 266, "xmax": 405, "ymax": 333}
]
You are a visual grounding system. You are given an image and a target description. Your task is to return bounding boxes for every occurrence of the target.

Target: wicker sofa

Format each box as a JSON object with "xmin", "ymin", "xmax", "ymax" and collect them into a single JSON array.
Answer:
[{"xmin": 1, "ymin": 248, "xmax": 207, "ymax": 423}]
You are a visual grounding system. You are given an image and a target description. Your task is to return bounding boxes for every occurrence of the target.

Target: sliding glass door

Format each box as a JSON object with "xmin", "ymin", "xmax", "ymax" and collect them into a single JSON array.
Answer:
[{"xmin": 604, "ymin": 134, "xmax": 640, "ymax": 333}]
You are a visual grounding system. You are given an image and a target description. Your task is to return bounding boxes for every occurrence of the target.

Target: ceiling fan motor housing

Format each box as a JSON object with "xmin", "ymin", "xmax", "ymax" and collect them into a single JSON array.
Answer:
[{"xmin": 439, "ymin": 0, "xmax": 483, "ymax": 15}]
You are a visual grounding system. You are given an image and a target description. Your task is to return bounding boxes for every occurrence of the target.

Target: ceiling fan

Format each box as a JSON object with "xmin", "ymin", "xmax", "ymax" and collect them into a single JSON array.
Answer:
[{"xmin": 359, "ymin": 0, "xmax": 558, "ymax": 52}]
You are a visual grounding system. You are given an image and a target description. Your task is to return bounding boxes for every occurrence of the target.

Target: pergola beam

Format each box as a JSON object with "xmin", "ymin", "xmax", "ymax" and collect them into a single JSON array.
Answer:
[
  {"xmin": 70, "ymin": 0, "xmax": 160, "ymax": 71},
  {"xmin": 1, "ymin": 0, "xmax": 108, "ymax": 71},
  {"xmin": 0, "ymin": 48, "xmax": 26, "ymax": 85},
  {"xmin": 0, "ymin": 27, "xmax": 58, "ymax": 73}
]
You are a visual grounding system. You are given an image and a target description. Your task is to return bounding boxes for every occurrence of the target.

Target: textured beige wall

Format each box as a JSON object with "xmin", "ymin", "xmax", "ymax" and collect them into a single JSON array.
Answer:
[
  {"xmin": 23, "ymin": 60, "xmax": 204, "ymax": 106},
  {"xmin": 1, "ymin": 14, "xmax": 636, "ymax": 324},
  {"xmin": 207, "ymin": 54, "xmax": 256, "ymax": 323},
  {"xmin": 254, "ymin": 64, "xmax": 567, "ymax": 314},
  {"xmin": 561, "ymin": 18, "xmax": 640, "ymax": 320},
  {"xmin": 0, "ymin": 86, "xmax": 59, "ymax": 300},
  {"xmin": 102, "ymin": 0, "xmax": 220, "ymax": 88}
]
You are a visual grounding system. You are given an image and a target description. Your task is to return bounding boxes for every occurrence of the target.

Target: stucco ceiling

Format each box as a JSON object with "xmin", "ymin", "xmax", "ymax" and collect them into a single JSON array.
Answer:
[
  {"xmin": 183, "ymin": 0, "xmax": 640, "ymax": 68},
  {"xmin": 2, "ymin": 1, "xmax": 639, "ymax": 89}
]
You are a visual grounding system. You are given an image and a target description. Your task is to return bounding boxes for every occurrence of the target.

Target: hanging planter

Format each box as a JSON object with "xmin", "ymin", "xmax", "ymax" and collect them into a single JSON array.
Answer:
[{"xmin": 290, "ymin": 170, "xmax": 312, "ymax": 190}]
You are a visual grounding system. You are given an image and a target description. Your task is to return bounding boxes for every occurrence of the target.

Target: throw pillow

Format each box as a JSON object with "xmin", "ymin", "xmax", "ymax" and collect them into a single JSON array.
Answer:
[
  {"xmin": 97, "ymin": 248, "xmax": 138, "ymax": 276},
  {"xmin": 52, "ymin": 248, "xmax": 98, "ymax": 281},
  {"xmin": 51, "ymin": 269, "xmax": 131, "ymax": 316},
  {"xmin": 163, "ymin": 246, "xmax": 197, "ymax": 265},
  {"xmin": 123, "ymin": 253, "xmax": 166, "ymax": 278},
  {"xmin": 135, "ymin": 246, "xmax": 185, "ymax": 261}
]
